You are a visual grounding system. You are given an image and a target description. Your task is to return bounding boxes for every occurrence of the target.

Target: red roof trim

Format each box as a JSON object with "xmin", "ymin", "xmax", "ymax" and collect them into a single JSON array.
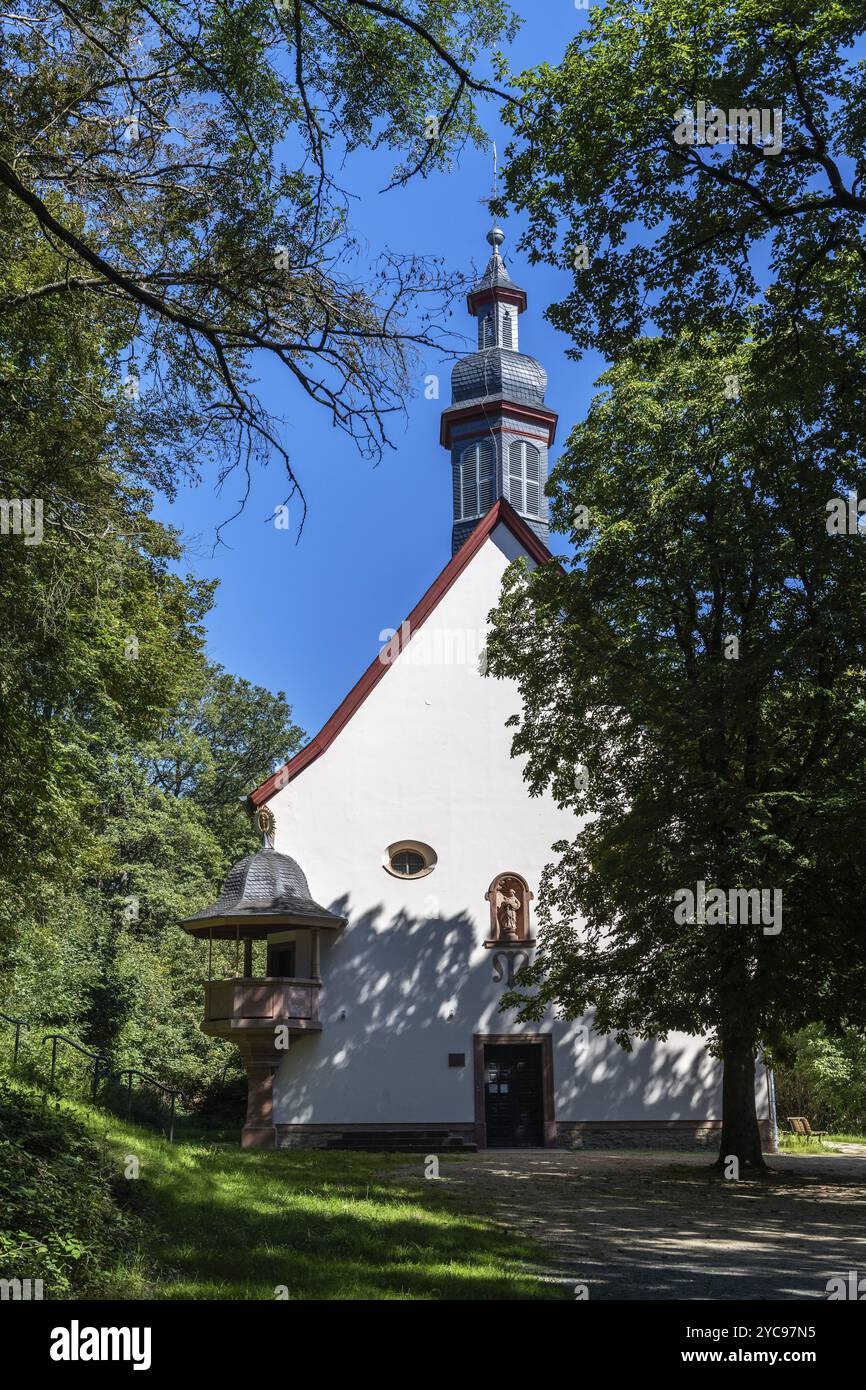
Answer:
[
  {"xmin": 248, "ymin": 501, "xmax": 552, "ymax": 807},
  {"xmin": 466, "ymin": 286, "xmax": 527, "ymax": 313},
  {"xmin": 440, "ymin": 398, "xmax": 557, "ymax": 449}
]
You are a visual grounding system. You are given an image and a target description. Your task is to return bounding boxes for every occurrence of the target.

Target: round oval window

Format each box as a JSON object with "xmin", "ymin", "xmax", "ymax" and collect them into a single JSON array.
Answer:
[
  {"xmin": 383, "ymin": 841, "xmax": 437, "ymax": 879},
  {"xmin": 391, "ymin": 849, "xmax": 426, "ymax": 877}
]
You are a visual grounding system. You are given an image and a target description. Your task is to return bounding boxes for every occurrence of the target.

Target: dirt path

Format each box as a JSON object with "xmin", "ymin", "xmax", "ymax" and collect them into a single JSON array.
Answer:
[{"xmin": 396, "ymin": 1149, "xmax": 866, "ymax": 1300}]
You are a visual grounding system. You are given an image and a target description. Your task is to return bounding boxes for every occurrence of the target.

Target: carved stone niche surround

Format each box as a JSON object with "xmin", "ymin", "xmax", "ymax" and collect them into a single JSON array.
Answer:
[{"xmin": 484, "ymin": 871, "xmax": 535, "ymax": 948}]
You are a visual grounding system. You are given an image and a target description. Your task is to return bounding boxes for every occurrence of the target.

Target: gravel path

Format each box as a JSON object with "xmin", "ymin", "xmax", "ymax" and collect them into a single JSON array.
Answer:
[{"xmin": 402, "ymin": 1148, "xmax": 866, "ymax": 1300}]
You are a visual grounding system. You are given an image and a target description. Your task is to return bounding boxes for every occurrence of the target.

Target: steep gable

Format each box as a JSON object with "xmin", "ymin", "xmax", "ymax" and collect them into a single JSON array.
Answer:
[{"xmin": 248, "ymin": 499, "xmax": 551, "ymax": 807}]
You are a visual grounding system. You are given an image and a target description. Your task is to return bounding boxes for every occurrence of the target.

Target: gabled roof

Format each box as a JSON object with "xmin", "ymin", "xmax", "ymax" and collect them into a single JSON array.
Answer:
[{"xmin": 248, "ymin": 500, "xmax": 552, "ymax": 808}]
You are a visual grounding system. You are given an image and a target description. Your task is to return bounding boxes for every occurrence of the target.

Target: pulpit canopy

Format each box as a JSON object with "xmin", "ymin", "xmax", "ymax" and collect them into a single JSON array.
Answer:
[{"xmin": 180, "ymin": 846, "xmax": 346, "ymax": 939}]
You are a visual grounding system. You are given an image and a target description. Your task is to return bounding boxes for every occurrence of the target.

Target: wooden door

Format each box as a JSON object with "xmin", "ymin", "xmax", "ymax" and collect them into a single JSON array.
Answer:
[{"xmin": 483, "ymin": 1044, "xmax": 544, "ymax": 1147}]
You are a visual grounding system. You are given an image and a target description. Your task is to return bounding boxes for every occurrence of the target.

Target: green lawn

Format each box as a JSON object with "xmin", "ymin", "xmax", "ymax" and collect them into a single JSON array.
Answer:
[
  {"xmin": 2, "ymin": 1078, "xmax": 560, "ymax": 1300},
  {"xmin": 777, "ymin": 1131, "xmax": 866, "ymax": 1154},
  {"xmin": 109, "ymin": 1128, "xmax": 561, "ymax": 1301}
]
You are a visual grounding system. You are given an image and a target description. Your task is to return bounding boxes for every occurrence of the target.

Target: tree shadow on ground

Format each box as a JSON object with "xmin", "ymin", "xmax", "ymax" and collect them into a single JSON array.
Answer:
[{"xmin": 433, "ymin": 1152, "xmax": 866, "ymax": 1301}]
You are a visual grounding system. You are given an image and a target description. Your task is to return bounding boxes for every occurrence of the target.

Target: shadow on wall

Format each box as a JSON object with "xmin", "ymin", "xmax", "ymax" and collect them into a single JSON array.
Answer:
[
  {"xmin": 552, "ymin": 1024, "xmax": 724, "ymax": 1123},
  {"xmin": 272, "ymin": 892, "xmax": 729, "ymax": 1127},
  {"xmin": 274, "ymin": 897, "xmax": 477, "ymax": 1123}
]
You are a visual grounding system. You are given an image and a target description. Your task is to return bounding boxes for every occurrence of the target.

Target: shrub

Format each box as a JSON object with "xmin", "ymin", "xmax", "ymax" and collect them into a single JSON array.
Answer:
[{"xmin": 0, "ymin": 1070, "xmax": 141, "ymax": 1296}]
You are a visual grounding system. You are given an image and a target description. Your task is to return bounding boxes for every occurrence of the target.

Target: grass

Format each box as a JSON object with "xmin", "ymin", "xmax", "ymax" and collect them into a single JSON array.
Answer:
[
  {"xmin": 778, "ymin": 1131, "xmax": 866, "ymax": 1154},
  {"xmin": 2, "ymin": 1077, "xmax": 561, "ymax": 1300}
]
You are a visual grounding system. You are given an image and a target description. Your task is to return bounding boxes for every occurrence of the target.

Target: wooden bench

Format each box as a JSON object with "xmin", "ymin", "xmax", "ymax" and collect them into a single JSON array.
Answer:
[{"xmin": 787, "ymin": 1116, "xmax": 828, "ymax": 1142}]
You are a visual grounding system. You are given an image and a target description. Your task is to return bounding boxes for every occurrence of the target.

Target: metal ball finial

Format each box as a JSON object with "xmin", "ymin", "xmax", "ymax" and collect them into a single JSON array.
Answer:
[{"xmin": 487, "ymin": 225, "xmax": 505, "ymax": 249}]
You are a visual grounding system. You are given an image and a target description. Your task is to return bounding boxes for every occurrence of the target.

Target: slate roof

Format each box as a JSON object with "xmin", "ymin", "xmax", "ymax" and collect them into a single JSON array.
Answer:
[
  {"xmin": 181, "ymin": 847, "xmax": 346, "ymax": 934},
  {"xmin": 473, "ymin": 246, "xmax": 522, "ymax": 294},
  {"xmin": 451, "ymin": 347, "xmax": 547, "ymax": 406}
]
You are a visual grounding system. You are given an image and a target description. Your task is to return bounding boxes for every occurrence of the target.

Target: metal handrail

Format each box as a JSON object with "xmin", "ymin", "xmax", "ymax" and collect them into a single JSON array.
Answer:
[
  {"xmin": 0, "ymin": 1010, "xmax": 30, "ymax": 1067},
  {"xmin": 4, "ymin": 1028, "xmax": 187, "ymax": 1143},
  {"xmin": 107, "ymin": 1068, "xmax": 186, "ymax": 1143},
  {"xmin": 41, "ymin": 1033, "xmax": 110, "ymax": 1101}
]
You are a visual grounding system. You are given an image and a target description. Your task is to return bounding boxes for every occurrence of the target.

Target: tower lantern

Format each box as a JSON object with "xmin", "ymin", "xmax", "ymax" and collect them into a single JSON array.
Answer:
[{"xmin": 440, "ymin": 224, "xmax": 557, "ymax": 554}]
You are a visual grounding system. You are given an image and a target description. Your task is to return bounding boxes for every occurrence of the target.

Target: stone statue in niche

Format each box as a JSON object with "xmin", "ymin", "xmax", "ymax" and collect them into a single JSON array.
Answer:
[
  {"xmin": 497, "ymin": 879, "xmax": 522, "ymax": 942},
  {"xmin": 485, "ymin": 872, "xmax": 533, "ymax": 946}
]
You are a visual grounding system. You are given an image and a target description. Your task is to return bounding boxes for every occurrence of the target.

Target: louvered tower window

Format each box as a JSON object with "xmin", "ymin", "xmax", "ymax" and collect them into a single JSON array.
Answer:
[
  {"xmin": 478, "ymin": 313, "xmax": 494, "ymax": 349},
  {"xmin": 502, "ymin": 311, "xmax": 513, "ymax": 349},
  {"xmin": 508, "ymin": 440, "xmax": 542, "ymax": 517},
  {"xmin": 454, "ymin": 441, "xmax": 495, "ymax": 520}
]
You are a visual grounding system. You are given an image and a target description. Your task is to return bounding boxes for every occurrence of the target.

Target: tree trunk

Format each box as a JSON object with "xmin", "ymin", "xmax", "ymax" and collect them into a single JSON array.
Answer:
[{"xmin": 714, "ymin": 1030, "xmax": 768, "ymax": 1174}]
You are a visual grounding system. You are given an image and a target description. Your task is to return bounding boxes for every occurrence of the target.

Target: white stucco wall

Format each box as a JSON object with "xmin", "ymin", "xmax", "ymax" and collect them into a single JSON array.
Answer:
[{"xmin": 269, "ymin": 522, "xmax": 762, "ymax": 1132}]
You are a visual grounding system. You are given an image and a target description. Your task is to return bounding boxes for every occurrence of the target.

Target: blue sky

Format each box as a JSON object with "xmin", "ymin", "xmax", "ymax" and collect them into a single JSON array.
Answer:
[{"xmin": 153, "ymin": 4, "xmax": 599, "ymax": 742}]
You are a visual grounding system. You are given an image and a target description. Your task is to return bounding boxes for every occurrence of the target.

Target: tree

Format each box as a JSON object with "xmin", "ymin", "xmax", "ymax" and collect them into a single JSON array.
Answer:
[
  {"xmin": 485, "ymin": 335, "xmax": 866, "ymax": 1171},
  {"xmin": 0, "ymin": 194, "xmax": 215, "ymax": 947},
  {"xmin": 497, "ymin": 0, "xmax": 866, "ymax": 375},
  {"xmin": 2, "ymin": 0, "xmax": 519, "ymax": 518},
  {"xmin": 139, "ymin": 662, "xmax": 303, "ymax": 859},
  {"xmin": 773, "ymin": 1025, "xmax": 866, "ymax": 1134},
  {"xmin": 3, "ymin": 662, "xmax": 303, "ymax": 1096}
]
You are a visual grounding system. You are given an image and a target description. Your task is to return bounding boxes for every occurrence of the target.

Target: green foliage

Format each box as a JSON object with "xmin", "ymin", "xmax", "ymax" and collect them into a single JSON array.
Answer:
[
  {"xmin": 486, "ymin": 333, "xmax": 866, "ymax": 1102},
  {"xmin": 501, "ymin": 0, "xmax": 866, "ymax": 372},
  {"xmin": 773, "ymin": 1025, "xmax": 866, "ymax": 1132},
  {"xmin": 1, "ymin": 658, "xmax": 302, "ymax": 1099},
  {"xmin": 0, "ymin": 197, "xmax": 215, "ymax": 946},
  {"xmin": 0, "ymin": 1070, "xmax": 144, "ymax": 1296}
]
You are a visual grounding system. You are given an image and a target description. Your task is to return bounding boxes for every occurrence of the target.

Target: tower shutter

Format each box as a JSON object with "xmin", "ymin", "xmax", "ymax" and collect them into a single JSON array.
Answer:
[
  {"xmin": 524, "ymin": 443, "xmax": 541, "ymax": 516},
  {"xmin": 507, "ymin": 440, "xmax": 542, "ymax": 517},
  {"xmin": 478, "ymin": 441, "xmax": 495, "ymax": 512},
  {"xmin": 461, "ymin": 447, "xmax": 477, "ymax": 517},
  {"xmin": 508, "ymin": 440, "xmax": 524, "ymax": 512},
  {"xmin": 452, "ymin": 458, "xmax": 462, "ymax": 519},
  {"xmin": 457, "ymin": 442, "xmax": 495, "ymax": 519},
  {"xmin": 502, "ymin": 311, "xmax": 513, "ymax": 349}
]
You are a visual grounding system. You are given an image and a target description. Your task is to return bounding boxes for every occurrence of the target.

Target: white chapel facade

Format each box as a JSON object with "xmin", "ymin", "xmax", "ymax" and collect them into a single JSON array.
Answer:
[{"xmin": 181, "ymin": 228, "xmax": 771, "ymax": 1152}]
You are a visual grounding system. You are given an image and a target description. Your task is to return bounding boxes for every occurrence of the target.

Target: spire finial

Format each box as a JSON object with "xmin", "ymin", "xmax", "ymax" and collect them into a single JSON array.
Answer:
[{"xmin": 487, "ymin": 142, "xmax": 505, "ymax": 251}]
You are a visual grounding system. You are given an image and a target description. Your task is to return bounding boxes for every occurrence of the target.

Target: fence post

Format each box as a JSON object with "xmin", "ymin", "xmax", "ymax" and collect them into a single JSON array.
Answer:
[
  {"xmin": 169, "ymin": 1091, "xmax": 176, "ymax": 1145},
  {"xmin": 49, "ymin": 1035, "xmax": 58, "ymax": 1088},
  {"xmin": 13, "ymin": 1021, "xmax": 23, "ymax": 1068},
  {"xmin": 127, "ymin": 1070, "xmax": 134, "ymax": 1121}
]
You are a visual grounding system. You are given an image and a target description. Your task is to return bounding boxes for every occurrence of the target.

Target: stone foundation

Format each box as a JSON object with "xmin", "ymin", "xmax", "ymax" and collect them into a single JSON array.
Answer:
[
  {"xmin": 273, "ymin": 1119, "xmax": 776, "ymax": 1154},
  {"xmin": 276, "ymin": 1123, "xmax": 476, "ymax": 1151},
  {"xmin": 556, "ymin": 1119, "xmax": 776, "ymax": 1154}
]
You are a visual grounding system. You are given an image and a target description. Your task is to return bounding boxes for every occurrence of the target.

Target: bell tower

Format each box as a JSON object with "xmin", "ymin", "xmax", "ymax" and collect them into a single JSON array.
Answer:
[{"xmin": 440, "ymin": 225, "xmax": 557, "ymax": 554}]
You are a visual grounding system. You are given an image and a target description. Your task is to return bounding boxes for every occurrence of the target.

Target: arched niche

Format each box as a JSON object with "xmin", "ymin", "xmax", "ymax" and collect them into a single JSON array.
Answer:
[{"xmin": 484, "ymin": 871, "xmax": 535, "ymax": 947}]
